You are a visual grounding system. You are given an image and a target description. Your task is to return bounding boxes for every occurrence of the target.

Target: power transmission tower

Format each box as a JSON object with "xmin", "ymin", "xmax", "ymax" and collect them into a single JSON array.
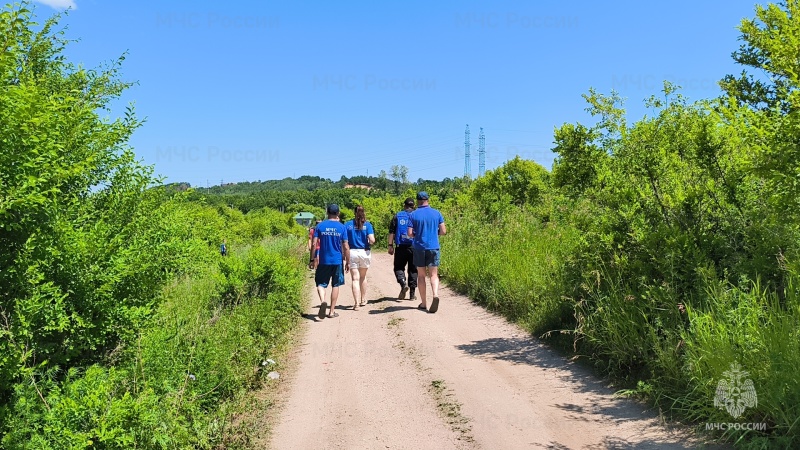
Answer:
[
  {"xmin": 478, "ymin": 127, "xmax": 486, "ymax": 177},
  {"xmin": 464, "ymin": 124, "xmax": 471, "ymax": 179}
]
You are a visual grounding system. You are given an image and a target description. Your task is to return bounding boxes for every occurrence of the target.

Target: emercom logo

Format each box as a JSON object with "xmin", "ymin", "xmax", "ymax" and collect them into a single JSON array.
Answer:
[
  {"xmin": 705, "ymin": 362, "xmax": 767, "ymax": 432},
  {"xmin": 714, "ymin": 362, "xmax": 757, "ymax": 419}
]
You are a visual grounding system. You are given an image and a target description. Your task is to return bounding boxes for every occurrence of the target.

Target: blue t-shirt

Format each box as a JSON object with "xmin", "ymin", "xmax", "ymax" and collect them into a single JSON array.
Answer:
[
  {"xmin": 314, "ymin": 220, "xmax": 348, "ymax": 265},
  {"xmin": 409, "ymin": 206, "xmax": 445, "ymax": 250},
  {"xmin": 345, "ymin": 220, "xmax": 374, "ymax": 250}
]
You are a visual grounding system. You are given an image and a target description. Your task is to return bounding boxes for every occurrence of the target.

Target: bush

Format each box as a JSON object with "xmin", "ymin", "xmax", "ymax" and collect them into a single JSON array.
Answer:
[
  {"xmin": 442, "ymin": 204, "xmax": 580, "ymax": 335},
  {"xmin": 443, "ymin": 76, "xmax": 800, "ymax": 446},
  {"xmin": 2, "ymin": 237, "xmax": 305, "ymax": 449}
]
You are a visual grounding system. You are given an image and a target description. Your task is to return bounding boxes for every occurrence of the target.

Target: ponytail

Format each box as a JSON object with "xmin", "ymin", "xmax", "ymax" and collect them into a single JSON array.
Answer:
[{"xmin": 355, "ymin": 205, "xmax": 366, "ymax": 229}]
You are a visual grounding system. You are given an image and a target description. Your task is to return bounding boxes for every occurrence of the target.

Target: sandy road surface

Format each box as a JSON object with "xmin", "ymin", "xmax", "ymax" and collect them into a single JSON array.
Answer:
[{"xmin": 269, "ymin": 253, "xmax": 711, "ymax": 449}]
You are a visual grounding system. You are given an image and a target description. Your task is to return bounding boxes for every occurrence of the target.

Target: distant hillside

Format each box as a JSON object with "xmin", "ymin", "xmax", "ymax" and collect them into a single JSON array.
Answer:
[
  {"xmin": 196, "ymin": 176, "xmax": 339, "ymax": 194},
  {"xmin": 172, "ymin": 174, "xmax": 469, "ymax": 214},
  {"xmin": 175, "ymin": 174, "xmax": 465, "ymax": 196}
]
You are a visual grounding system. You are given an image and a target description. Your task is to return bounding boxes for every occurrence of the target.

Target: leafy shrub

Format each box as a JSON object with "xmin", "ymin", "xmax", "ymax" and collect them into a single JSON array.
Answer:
[
  {"xmin": 442, "ymin": 4, "xmax": 800, "ymax": 442},
  {"xmin": 2, "ymin": 237, "xmax": 305, "ymax": 449}
]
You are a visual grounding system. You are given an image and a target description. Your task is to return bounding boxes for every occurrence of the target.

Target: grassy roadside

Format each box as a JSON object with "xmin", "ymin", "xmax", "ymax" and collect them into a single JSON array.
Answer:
[
  {"xmin": 442, "ymin": 207, "xmax": 581, "ymax": 339},
  {"xmin": 441, "ymin": 206, "xmax": 800, "ymax": 449},
  {"xmin": 2, "ymin": 237, "xmax": 306, "ymax": 449},
  {"xmin": 228, "ymin": 269, "xmax": 318, "ymax": 449}
]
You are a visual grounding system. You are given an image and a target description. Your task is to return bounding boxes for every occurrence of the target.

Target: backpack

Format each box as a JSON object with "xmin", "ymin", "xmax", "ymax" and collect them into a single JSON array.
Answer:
[{"xmin": 394, "ymin": 211, "xmax": 413, "ymax": 246}]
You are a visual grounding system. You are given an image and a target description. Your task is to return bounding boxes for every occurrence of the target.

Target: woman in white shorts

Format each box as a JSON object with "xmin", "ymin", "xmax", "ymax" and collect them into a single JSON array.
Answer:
[{"xmin": 345, "ymin": 205, "xmax": 375, "ymax": 309}]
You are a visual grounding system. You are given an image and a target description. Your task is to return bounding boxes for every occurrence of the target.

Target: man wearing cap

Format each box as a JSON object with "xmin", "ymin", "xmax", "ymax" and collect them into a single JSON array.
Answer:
[
  {"xmin": 407, "ymin": 192, "xmax": 446, "ymax": 313},
  {"xmin": 388, "ymin": 197, "xmax": 418, "ymax": 301},
  {"xmin": 310, "ymin": 204, "xmax": 350, "ymax": 319}
]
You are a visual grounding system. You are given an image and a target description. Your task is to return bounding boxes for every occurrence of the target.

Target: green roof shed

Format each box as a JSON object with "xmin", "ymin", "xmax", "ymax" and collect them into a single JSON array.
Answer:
[{"xmin": 293, "ymin": 212, "xmax": 315, "ymax": 227}]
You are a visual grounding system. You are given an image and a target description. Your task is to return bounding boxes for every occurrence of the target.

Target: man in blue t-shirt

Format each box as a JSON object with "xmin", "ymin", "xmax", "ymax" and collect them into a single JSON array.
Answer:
[
  {"xmin": 407, "ymin": 191, "xmax": 446, "ymax": 313},
  {"xmin": 311, "ymin": 204, "xmax": 350, "ymax": 319}
]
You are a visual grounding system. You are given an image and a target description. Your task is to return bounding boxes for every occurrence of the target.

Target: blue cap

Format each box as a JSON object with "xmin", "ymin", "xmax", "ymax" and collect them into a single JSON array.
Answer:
[
  {"xmin": 416, "ymin": 191, "xmax": 429, "ymax": 200},
  {"xmin": 327, "ymin": 204, "xmax": 340, "ymax": 215}
]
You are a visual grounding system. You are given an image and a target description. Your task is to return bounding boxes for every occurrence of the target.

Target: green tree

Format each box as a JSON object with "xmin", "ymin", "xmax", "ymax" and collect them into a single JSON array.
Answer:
[
  {"xmin": 390, "ymin": 164, "xmax": 409, "ymax": 193},
  {"xmin": 551, "ymin": 123, "xmax": 606, "ymax": 197},
  {"xmin": 377, "ymin": 169, "xmax": 389, "ymax": 190},
  {"xmin": 469, "ymin": 157, "xmax": 549, "ymax": 217},
  {"xmin": 719, "ymin": 0, "xmax": 800, "ymax": 111},
  {"xmin": 718, "ymin": 0, "xmax": 800, "ymax": 214},
  {"xmin": 0, "ymin": 4, "xmax": 158, "ymax": 414}
]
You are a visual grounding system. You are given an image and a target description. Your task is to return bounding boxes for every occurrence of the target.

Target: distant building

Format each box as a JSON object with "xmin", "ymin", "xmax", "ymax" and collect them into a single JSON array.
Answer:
[
  {"xmin": 293, "ymin": 212, "xmax": 315, "ymax": 227},
  {"xmin": 344, "ymin": 183, "xmax": 372, "ymax": 190}
]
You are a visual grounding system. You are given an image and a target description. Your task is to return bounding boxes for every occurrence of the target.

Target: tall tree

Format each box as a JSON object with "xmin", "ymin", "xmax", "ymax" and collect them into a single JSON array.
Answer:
[
  {"xmin": 376, "ymin": 169, "xmax": 388, "ymax": 190},
  {"xmin": 551, "ymin": 123, "xmax": 606, "ymax": 198},
  {"xmin": 718, "ymin": 0, "xmax": 800, "ymax": 213},
  {"xmin": 719, "ymin": 0, "xmax": 800, "ymax": 112},
  {"xmin": 0, "ymin": 4, "xmax": 157, "ymax": 411},
  {"xmin": 390, "ymin": 165, "xmax": 409, "ymax": 193}
]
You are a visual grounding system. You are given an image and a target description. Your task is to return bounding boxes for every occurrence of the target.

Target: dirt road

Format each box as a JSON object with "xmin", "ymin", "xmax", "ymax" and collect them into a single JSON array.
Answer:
[{"xmin": 269, "ymin": 253, "xmax": 709, "ymax": 449}]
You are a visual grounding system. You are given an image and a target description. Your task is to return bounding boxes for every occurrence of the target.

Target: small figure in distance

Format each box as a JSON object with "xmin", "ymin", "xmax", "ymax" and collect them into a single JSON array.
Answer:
[
  {"xmin": 307, "ymin": 219, "xmax": 322, "ymax": 270},
  {"xmin": 407, "ymin": 192, "xmax": 446, "ymax": 313},
  {"xmin": 310, "ymin": 204, "xmax": 350, "ymax": 319},
  {"xmin": 220, "ymin": 239, "xmax": 228, "ymax": 257},
  {"xmin": 388, "ymin": 197, "xmax": 417, "ymax": 301}
]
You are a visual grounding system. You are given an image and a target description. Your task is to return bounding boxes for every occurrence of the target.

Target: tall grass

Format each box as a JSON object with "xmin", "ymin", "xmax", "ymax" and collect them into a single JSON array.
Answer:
[
  {"xmin": 2, "ymin": 236, "xmax": 305, "ymax": 449},
  {"xmin": 442, "ymin": 206, "xmax": 581, "ymax": 335},
  {"xmin": 442, "ymin": 204, "xmax": 800, "ymax": 448},
  {"xmin": 678, "ymin": 276, "xmax": 800, "ymax": 448}
]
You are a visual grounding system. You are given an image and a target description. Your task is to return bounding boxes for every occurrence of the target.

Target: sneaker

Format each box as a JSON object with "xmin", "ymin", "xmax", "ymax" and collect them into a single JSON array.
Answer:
[
  {"xmin": 428, "ymin": 297, "xmax": 439, "ymax": 314},
  {"xmin": 399, "ymin": 285, "xmax": 409, "ymax": 300},
  {"xmin": 409, "ymin": 289, "xmax": 416, "ymax": 301},
  {"xmin": 318, "ymin": 302, "xmax": 328, "ymax": 319}
]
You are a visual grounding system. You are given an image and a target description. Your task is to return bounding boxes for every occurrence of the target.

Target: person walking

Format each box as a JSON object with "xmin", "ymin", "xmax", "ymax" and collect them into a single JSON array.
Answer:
[
  {"xmin": 388, "ymin": 197, "xmax": 417, "ymax": 301},
  {"xmin": 220, "ymin": 239, "xmax": 228, "ymax": 257},
  {"xmin": 310, "ymin": 204, "xmax": 350, "ymax": 319},
  {"xmin": 345, "ymin": 205, "xmax": 375, "ymax": 309},
  {"xmin": 407, "ymin": 192, "xmax": 446, "ymax": 313},
  {"xmin": 307, "ymin": 219, "xmax": 322, "ymax": 269}
]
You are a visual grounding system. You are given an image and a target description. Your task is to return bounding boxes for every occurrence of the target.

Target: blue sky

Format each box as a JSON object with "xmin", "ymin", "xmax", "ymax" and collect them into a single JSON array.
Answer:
[{"xmin": 33, "ymin": 0, "xmax": 759, "ymax": 187}]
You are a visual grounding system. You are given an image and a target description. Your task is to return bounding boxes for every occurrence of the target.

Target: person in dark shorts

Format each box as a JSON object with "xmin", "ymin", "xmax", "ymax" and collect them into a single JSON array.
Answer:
[
  {"xmin": 307, "ymin": 219, "xmax": 322, "ymax": 269},
  {"xmin": 388, "ymin": 197, "xmax": 417, "ymax": 300},
  {"xmin": 310, "ymin": 204, "xmax": 350, "ymax": 319},
  {"xmin": 407, "ymin": 192, "xmax": 446, "ymax": 313}
]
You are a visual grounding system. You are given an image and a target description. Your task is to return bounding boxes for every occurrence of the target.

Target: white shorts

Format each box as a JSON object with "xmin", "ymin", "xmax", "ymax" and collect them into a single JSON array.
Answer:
[{"xmin": 349, "ymin": 249, "xmax": 371, "ymax": 269}]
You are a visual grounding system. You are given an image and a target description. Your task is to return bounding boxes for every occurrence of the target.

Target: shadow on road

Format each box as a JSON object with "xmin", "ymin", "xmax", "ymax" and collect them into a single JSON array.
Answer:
[
  {"xmin": 455, "ymin": 336, "xmax": 720, "ymax": 448},
  {"xmin": 455, "ymin": 335, "xmax": 624, "ymax": 396},
  {"xmin": 456, "ymin": 336, "xmax": 569, "ymax": 370},
  {"xmin": 369, "ymin": 305, "xmax": 420, "ymax": 315},
  {"xmin": 361, "ymin": 297, "xmax": 419, "ymax": 315},
  {"xmin": 533, "ymin": 438, "xmax": 709, "ymax": 450},
  {"xmin": 367, "ymin": 296, "xmax": 400, "ymax": 304}
]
